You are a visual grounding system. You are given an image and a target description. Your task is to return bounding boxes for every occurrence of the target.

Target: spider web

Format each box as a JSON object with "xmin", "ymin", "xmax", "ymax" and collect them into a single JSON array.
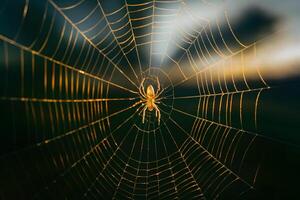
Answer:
[{"xmin": 0, "ymin": 0, "xmax": 299, "ymax": 199}]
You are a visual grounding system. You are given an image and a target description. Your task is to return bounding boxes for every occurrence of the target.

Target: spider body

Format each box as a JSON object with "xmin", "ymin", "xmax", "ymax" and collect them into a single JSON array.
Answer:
[
  {"xmin": 146, "ymin": 85, "xmax": 155, "ymax": 111},
  {"xmin": 136, "ymin": 77, "xmax": 163, "ymax": 125}
]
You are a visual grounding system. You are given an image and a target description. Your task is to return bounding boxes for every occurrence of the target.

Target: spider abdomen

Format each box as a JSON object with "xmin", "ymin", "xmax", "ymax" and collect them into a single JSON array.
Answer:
[{"xmin": 147, "ymin": 99, "xmax": 155, "ymax": 111}]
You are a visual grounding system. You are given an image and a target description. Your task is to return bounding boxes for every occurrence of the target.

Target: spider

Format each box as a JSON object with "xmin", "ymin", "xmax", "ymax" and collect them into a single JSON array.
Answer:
[{"xmin": 135, "ymin": 77, "xmax": 164, "ymax": 125}]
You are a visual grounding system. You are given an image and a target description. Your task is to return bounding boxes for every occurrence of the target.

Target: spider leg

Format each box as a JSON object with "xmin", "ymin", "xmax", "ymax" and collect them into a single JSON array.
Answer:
[
  {"xmin": 135, "ymin": 104, "xmax": 144, "ymax": 117},
  {"xmin": 153, "ymin": 104, "xmax": 161, "ymax": 125},
  {"xmin": 141, "ymin": 81, "xmax": 146, "ymax": 97},
  {"xmin": 137, "ymin": 103, "xmax": 145, "ymax": 114},
  {"xmin": 142, "ymin": 106, "xmax": 147, "ymax": 124},
  {"xmin": 156, "ymin": 77, "xmax": 161, "ymax": 95},
  {"xmin": 139, "ymin": 88, "xmax": 146, "ymax": 99},
  {"xmin": 157, "ymin": 87, "xmax": 165, "ymax": 97},
  {"xmin": 131, "ymin": 100, "xmax": 143, "ymax": 108},
  {"xmin": 139, "ymin": 78, "xmax": 146, "ymax": 98}
]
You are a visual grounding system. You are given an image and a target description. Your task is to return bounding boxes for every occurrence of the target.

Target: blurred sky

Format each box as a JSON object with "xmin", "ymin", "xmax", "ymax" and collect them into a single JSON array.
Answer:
[
  {"xmin": 165, "ymin": 0, "xmax": 300, "ymax": 81},
  {"xmin": 227, "ymin": 0, "xmax": 300, "ymax": 78}
]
